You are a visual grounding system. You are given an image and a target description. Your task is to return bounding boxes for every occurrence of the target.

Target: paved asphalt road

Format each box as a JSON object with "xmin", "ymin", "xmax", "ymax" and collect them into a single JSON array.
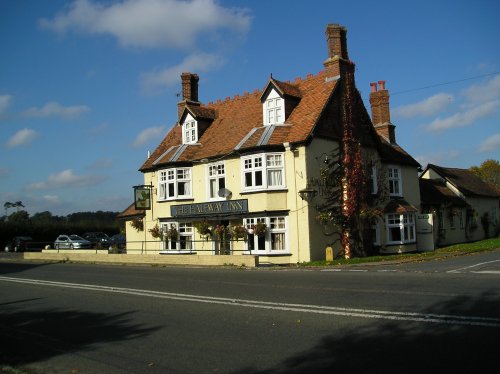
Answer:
[{"xmin": 0, "ymin": 250, "xmax": 499, "ymax": 373}]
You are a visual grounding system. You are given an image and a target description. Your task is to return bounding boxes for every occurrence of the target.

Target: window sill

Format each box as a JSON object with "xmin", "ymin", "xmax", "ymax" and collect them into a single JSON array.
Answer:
[
  {"xmin": 159, "ymin": 251, "xmax": 197, "ymax": 255},
  {"xmin": 241, "ymin": 188, "xmax": 288, "ymax": 195},
  {"xmin": 243, "ymin": 251, "xmax": 291, "ymax": 256},
  {"xmin": 385, "ymin": 241, "xmax": 416, "ymax": 246},
  {"xmin": 157, "ymin": 198, "xmax": 194, "ymax": 203}
]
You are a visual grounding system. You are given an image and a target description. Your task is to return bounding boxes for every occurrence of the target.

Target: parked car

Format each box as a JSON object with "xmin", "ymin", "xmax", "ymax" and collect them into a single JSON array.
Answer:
[
  {"xmin": 82, "ymin": 232, "xmax": 110, "ymax": 248},
  {"xmin": 108, "ymin": 233, "xmax": 126, "ymax": 253},
  {"xmin": 4, "ymin": 236, "xmax": 33, "ymax": 252},
  {"xmin": 54, "ymin": 235, "xmax": 91, "ymax": 249}
]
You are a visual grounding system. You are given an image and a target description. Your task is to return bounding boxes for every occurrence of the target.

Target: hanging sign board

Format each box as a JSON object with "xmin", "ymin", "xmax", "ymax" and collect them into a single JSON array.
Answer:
[{"xmin": 134, "ymin": 185, "xmax": 151, "ymax": 210}]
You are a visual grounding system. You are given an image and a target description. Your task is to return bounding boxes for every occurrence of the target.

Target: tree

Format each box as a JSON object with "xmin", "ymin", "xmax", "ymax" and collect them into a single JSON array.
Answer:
[
  {"xmin": 8, "ymin": 210, "xmax": 30, "ymax": 223},
  {"xmin": 4, "ymin": 202, "xmax": 14, "ymax": 215},
  {"xmin": 470, "ymin": 159, "xmax": 500, "ymax": 189}
]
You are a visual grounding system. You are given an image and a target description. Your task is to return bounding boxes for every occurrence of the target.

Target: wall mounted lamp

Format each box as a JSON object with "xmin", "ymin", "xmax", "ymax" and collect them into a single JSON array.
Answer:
[{"xmin": 298, "ymin": 185, "xmax": 317, "ymax": 202}]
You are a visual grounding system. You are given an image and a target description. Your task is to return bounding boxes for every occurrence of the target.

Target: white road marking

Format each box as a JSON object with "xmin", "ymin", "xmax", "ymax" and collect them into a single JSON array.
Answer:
[
  {"xmin": 1, "ymin": 276, "xmax": 499, "ymax": 328},
  {"xmin": 447, "ymin": 259, "xmax": 500, "ymax": 274}
]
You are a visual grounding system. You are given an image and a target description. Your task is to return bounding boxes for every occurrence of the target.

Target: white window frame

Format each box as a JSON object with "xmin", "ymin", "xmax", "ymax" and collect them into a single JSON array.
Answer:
[
  {"xmin": 158, "ymin": 167, "xmax": 192, "ymax": 201},
  {"xmin": 207, "ymin": 162, "xmax": 226, "ymax": 201},
  {"xmin": 160, "ymin": 222, "xmax": 194, "ymax": 252},
  {"xmin": 243, "ymin": 216, "xmax": 289, "ymax": 254},
  {"xmin": 372, "ymin": 220, "xmax": 380, "ymax": 246},
  {"xmin": 388, "ymin": 166, "xmax": 402, "ymax": 197},
  {"xmin": 386, "ymin": 213, "xmax": 416, "ymax": 244},
  {"xmin": 263, "ymin": 89, "xmax": 284, "ymax": 125},
  {"xmin": 182, "ymin": 114, "xmax": 198, "ymax": 144},
  {"xmin": 241, "ymin": 153, "xmax": 285, "ymax": 192}
]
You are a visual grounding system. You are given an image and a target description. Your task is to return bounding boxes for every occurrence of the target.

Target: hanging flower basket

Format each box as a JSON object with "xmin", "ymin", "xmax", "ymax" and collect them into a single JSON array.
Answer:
[
  {"xmin": 165, "ymin": 224, "xmax": 178, "ymax": 241},
  {"xmin": 214, "ymin": 224, "xmax": 227, "ymax": 240},
  {"xmin": 194, "ymin": 220, "xmax": 211, "ymax": 239},
  {"xmin": 149, "ymin": 224, "xmax": 163, "ymax": 240},
  {"xmin": 252, "ymin": 222, "xmax": 267, "ymax": 237},
  {"xmin": 231, "ymin": 225, "xmax": 247, "ymax": 241},
  {"xmin": 130, "ymin": 218, "xmax": 144, "ymax": 232}
]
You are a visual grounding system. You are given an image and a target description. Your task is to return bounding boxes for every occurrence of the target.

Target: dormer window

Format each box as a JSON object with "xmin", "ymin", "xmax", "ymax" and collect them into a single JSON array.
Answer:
[
  {"xmin": 263, "ymin": 89, "xmax": 284, "ymax": 126},
  {"xmin": 181, "ymin": 113, "xmax": 198, "ymax": 144}
]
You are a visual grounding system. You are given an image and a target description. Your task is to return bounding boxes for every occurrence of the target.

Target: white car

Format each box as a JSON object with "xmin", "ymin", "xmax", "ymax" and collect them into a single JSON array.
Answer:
[{"xmin": 54, "ymin": 235, "xmax": 92, "ymax": 249}]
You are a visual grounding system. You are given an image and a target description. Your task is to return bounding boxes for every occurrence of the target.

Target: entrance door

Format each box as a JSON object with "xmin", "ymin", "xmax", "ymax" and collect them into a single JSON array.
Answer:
[{"xmin": 212, "ymin": 220, "xmax": 231, "ymax": 255}]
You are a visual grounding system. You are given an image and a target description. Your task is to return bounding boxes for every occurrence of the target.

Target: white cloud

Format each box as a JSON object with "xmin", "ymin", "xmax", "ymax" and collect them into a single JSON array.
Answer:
[
  {"xmin": 22, "ymin": 101, "xmax": 90, "ymax": 119},
  {"xmin": 88, "ymin": 158, "xmax": 114, "ymax": 169},
  {"xmin": 6, "ymin": 128, "xmax": 39, "ymax": 148},
  {"xmin": 40, "ymin": 0, "xmax": 251, "ymax": 49},
  {"xmin": 424, "ymin": 100, "xmax": 499, "ymax": 133},
  {"xmin": 140, "ymin": 53, "xmax": 223, "ymax": 94},
  {"xmin": 478, "ymin": 133, "xmax": 500, "ymax": 152},
  {"xmin": 0, "ymin": 94, "xmax": 12, "ymax": 114},
  {"xmin": 392, "ymin": 93, "xmax": 453, "ymax": 119},
  {"xmin": 462, "ymin": 74, "xmax": 500, "ymax": 103},
  {"xmin": 132, "ymin": 126, "xmax": 166, "ymax": 148},
  {"xmin": 27, "ymin": 169, "xmax": 105, "ymax": 190}
]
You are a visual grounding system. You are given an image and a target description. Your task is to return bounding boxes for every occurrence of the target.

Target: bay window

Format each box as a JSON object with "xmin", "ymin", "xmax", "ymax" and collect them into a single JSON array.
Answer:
[
  {"xmin": 158, "ymin": 168, "xmax": 192, "ymax": 200},
  {"xmin": 161, "ymin": 222, "xmax": 194, "ymax": 252},
  {"xmin": 242, "ymin": 153, "xmax": 285, "ymax": 191},
  {"xmin": 243, "ymin": 216, "xmax": 288, "ymax": 254}
]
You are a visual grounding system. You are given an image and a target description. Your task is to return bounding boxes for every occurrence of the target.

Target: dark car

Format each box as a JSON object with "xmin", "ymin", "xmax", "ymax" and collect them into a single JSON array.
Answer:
[
  {"xmin": 108, "ymin": 233, "xmax": 126, "ymax": 253},
  {"xmin": 4, "ymin": 236, "xmax": 33, "ymax": 252},
  {"xmin": 82, "ymin": 232, "xmax": 110, "ymax": 248}
]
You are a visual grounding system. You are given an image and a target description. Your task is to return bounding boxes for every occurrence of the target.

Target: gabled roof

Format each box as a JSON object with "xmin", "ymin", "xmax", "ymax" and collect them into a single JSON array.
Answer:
[
  {"xmin": 141, "ymin": 71, "xmax": 339, "ymax": 171},
  {"xmin": 419, "ymin": 178, "xmax": 468, "ymax": 207},
  {"xmin": 423, "ymin": 164, "xmax": 500, "ymax": 198},
  {"xmin": 377, "ymin": 136, "xmax": 421, "ymax": 168},
  {"xmin": 260, "ymin": 77, "xmax": 303, "ymax": 101},
  {"xmin": 180, "ymin": 105, "xmax": 216, "ymax": 122},
  {"xmin": 383, "ymin": 199, "xmax": 418, "ymax": 214}
]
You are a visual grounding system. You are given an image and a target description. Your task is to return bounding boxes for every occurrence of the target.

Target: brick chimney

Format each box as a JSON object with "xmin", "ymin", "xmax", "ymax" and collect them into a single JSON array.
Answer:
[
  {"xmin": 177, "ymin": 72, "xmax": 200, "ymax": 121},
  {"xmin": 323, "ymin": 24, "xmax": 354, "ymax": 77},
  {"xmin": 369, "ymin": 80, "xmax": 396, "ymax": 143}
]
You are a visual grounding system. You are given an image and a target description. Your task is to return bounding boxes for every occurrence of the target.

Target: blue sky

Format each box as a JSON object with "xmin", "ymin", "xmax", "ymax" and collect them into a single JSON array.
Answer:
[{"xmin": 1, "ymin": 0, "xmax": 499, "ymax": 216}]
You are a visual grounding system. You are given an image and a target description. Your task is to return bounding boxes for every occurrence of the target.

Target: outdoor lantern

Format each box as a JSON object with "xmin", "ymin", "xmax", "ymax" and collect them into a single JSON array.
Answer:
[{"xmin": 298, "ymin": 185, "xmax": 317, "ymax": 202}]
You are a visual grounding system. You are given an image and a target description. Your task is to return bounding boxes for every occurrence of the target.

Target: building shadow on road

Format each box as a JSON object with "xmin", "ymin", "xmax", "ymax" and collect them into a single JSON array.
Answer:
[
  {"xmin": 0, "ymin": 299, "xmax": 159, "ymax": 367},
  {"xmin": 233, "ymin": 291, "xmax": 500, "ymax": 374}
]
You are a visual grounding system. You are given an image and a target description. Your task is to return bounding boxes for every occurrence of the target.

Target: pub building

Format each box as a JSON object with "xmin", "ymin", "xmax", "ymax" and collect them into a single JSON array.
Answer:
[{"xmin": 120, "ymin": 24, "xmax": 422, "ymax": 263}]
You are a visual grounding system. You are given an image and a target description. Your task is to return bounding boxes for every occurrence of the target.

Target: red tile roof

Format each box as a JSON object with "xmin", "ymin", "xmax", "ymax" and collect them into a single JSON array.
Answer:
[
  {"xmin": 140, "ymin": 70, "xmax": 338, "ymax": 171},
  {"xmin": 118, "ymin": 203, "xmax": 145, "ymax": 219}
]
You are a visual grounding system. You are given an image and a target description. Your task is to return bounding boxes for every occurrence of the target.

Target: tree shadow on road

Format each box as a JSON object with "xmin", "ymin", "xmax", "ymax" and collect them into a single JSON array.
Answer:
[
  {"xmin": 234, "ymin": 291, "xmax": 500, "ymax": 374},
  {"xmin": 0, "ymin": 299, "xmax": 159, "ymax": 367}
]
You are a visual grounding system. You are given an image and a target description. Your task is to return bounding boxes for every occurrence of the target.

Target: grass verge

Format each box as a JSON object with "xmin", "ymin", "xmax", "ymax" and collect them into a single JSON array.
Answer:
[{"xmin": 299, "ymin": 238, "xmax": 500, "ymax": 267}]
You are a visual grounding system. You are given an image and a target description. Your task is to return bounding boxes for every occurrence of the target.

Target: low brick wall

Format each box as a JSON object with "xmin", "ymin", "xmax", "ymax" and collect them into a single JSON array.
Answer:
[{"xmin": 23, "ymin": 251, "xmax": 259, "ymax": 267}]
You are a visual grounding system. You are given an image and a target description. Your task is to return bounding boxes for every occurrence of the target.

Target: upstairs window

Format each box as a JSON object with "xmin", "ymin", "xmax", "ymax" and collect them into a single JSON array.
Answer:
[
  {"xmin": 370, "ymin": 165, "xmax": 378, "ymax": 194},
  {"xmin": 388, "ymin": 166, "xmax": 402, "ymax": 196},
  {"xmin": 263, "ymin": 89, "xmax": 285, "ymax": 125},
  {"xmin": 242, "ymin": 153, "xmax": 285, "ymax": 192},
  {"xmin": 182, "ymin": 115, "xmax": 198, "ymax": 144},
  {"xmin": 158, "ymin": 168, "xmax": 192, "ymax": 200},
  {"xmin": 208, "ymin": 162, "xmax": 226, "ymax": 200}
]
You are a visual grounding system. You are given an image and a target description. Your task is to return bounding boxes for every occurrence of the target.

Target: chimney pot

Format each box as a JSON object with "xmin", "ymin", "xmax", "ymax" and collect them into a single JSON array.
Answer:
[
  {"xmin": 378, "ymin": 80, "xmax": 386, "ymax": 90},
  {"xmin": 370, "ymin": 82, "xmax": 378, "ymax": 92}
]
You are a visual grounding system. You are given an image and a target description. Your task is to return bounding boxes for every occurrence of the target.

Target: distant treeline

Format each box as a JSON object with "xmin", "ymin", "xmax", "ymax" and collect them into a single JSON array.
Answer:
[{"xmin": 0, "ymin": 210, "xmax": 123, "ymax": 246}]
